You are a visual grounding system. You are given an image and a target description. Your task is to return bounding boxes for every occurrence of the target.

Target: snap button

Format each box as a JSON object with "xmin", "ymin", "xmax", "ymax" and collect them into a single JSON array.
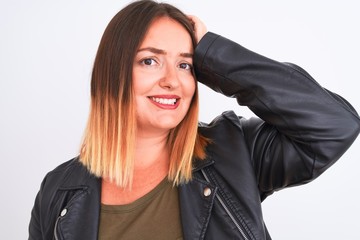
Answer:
[
  {"xmin": 203, "ymin": 187, "xmax": 212, "ymax": 197},
  {"xmin": 60, "ymin": 208, "xmax": 67, "ymax": 217}
]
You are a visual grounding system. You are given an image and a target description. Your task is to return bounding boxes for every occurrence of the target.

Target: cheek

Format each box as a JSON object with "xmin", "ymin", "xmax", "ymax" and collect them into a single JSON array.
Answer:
[
  {"xmin": 184, "ymin": 77, "xmax": 196, "ymax": 97},
  {"xmin": 132, "ymin": 72, "xmax": 152, "ymax": 95}
]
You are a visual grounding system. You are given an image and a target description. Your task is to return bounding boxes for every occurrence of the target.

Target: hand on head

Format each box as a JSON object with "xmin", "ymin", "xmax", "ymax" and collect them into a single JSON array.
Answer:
[{"xmin": 187, "ymin": 15, "xmax": 207, "ymax": 44}]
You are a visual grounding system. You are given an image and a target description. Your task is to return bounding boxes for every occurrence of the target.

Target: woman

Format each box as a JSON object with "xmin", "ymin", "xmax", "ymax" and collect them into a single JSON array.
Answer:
[{"xmin": 28, "ymin": 0, "xmax": 360, "ymax": 239}]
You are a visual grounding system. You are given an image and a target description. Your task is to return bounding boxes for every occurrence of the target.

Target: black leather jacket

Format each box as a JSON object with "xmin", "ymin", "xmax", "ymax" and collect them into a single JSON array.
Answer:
[{"xmin": 29, "ymin": 32, "xmax": 360, "ymax": 240}]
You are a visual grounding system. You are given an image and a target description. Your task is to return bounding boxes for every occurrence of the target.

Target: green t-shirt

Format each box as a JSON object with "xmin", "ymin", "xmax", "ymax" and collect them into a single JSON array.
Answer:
[{"xmin": 98, "ymin": 177, "xmax": 183, "ymax": 240}]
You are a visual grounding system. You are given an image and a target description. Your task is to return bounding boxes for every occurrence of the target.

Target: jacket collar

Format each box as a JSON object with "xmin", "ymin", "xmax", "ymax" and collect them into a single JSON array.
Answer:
[
  {"xmin": 56, "ymin": 157, "xmax": 215, "ymax": 240},
  {"xmin": 192, "ymin": 156, "xmax": 214, "ymax": 172}
]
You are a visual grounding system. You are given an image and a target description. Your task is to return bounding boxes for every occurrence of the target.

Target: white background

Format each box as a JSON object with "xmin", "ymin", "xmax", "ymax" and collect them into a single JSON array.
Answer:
[{"xmin": 1, "ymin": 0, "xmax": 359, "ymax": 239}]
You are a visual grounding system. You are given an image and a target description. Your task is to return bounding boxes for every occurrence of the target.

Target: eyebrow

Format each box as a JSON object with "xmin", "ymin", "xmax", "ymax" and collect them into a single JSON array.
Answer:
[{"xmin": 137, "ymin": 47, "xmax": 193, "ymax": 58}]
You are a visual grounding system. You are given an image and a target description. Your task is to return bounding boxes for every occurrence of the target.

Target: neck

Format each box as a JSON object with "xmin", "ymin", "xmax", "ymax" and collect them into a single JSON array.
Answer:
[
  {"xmin": 131, "ymin": 130, "xmax": 170, "ymax": 189},
  {"xmin": 101, "ymin": 130, "xmax": 171, "ymax": 205},
  {"xmin": 134, "ymin": 130, "xmax": 169, "ymax": 168}
]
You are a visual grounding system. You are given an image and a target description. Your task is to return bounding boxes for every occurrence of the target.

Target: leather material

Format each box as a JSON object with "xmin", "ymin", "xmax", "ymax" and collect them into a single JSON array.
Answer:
[{"xmin": 29, "ymin": 32, "xmax": 360, "ymax": 240}]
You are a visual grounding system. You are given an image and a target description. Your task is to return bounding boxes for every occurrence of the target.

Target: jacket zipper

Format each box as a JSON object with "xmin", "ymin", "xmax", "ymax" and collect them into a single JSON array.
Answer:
[
  {"xmin": 201, "ymin": 169, "xmax": 250, "ymax": 240},
  {"xmin": 54, "ymin": 215, "xmax": 60, "ymax": 240}
]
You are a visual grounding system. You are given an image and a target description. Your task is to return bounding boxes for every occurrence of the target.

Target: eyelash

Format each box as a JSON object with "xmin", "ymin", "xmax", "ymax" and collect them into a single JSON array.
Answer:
[
  {"xmin": 139, "ymin": 58, "xmax": 193, "ymax": 71},
  {"xmin": 179, "ymin": 63, "xmax": 193, "ymax": 71},
  {"xmin": 140, "ymin": 58, "xmax": 157, "ymax": 66}
]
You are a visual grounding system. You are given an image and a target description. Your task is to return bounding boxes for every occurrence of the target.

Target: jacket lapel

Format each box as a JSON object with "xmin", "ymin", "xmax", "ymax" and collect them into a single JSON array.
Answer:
[
  {"xmin": 54, "ymin": 158, "xmax": 217, "ymax": 240},
  {"xmin": 179, "ymin": 169, "xmax": 217, "ymax": 240},
  {"xmin": 55, "ymin": 160, "xmax": 101, "ymax": 240}
]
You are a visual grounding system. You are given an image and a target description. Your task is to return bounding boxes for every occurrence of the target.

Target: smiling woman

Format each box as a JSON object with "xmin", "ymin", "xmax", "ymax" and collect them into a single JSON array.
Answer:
[
  {"xmin": 79, "ymin": 4, "xmax": 208, "ymax": 194},
  {"xmin": 133, "ymin": 17, "xmax": 196, "ymax": 133},
  {"xmin": 28, "ymin": 0, "xmax": 360, "ymax": 240}
]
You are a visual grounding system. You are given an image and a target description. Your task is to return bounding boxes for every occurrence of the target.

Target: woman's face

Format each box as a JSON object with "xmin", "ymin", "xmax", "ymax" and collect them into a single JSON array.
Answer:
[{"xmin": 133, "ymin": 17, "xmax": 196, "ymax": 135}]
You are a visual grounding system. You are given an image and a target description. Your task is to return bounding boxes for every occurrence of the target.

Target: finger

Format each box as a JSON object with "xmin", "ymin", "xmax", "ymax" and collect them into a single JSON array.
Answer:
[{"xmin": 187, "ymin": 15, "xmax": 207, "ymax": 43}]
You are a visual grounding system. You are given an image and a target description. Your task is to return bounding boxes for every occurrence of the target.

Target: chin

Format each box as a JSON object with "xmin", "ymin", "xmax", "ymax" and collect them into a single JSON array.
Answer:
[
  {"xmin": 156, "ymin": 118, "xmax": 183, "ymax": 130},
  {"xmin": 158, "ymin": 122, "xmax": 181, "ymax": 131}
]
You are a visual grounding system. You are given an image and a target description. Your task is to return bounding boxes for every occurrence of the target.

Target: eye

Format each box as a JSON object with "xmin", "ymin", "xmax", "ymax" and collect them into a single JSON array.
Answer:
[
  {"xmin": 179, "ymin": 62, "xmax": 192, "ymax": 71},
  {"xmin": 140, "ymin": 58, "xmax": 157, "ymax": 66}
]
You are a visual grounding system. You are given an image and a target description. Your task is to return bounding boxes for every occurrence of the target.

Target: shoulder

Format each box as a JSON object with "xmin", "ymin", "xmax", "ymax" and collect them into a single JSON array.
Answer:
[
  {"xmin": 42, "ymin": 157, "xmax": 81, "ymax": 184},
  {"xmin": 47, "ymin": 157, "xmax": 81, "ymax": 175},
  {"xmin": 196, "ymin": 112, "xmax": 261, "ymax": 191},
  {"xmin": 198, "ymin": 111, "xmax": 248, "ymax": 162},
  {"xmin": 39, "ymin": 157, "xmax": 98, "ymax": 194},
  {"xmin": 197, "ymin": 111, "xmax": 267, "ymax": 166},
  {"xmin": 199, "ymin": 111, "xmax": 268, "ymax": 142},
  {"xmin": 199, "ymin": 110, "xmax": 251, "ymax": 136}
]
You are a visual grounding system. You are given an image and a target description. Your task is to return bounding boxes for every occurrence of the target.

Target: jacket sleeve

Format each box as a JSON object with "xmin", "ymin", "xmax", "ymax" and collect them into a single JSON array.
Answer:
[{"xmin": 194, "ymin": 32, "xmax": 360, "ymax": 199}]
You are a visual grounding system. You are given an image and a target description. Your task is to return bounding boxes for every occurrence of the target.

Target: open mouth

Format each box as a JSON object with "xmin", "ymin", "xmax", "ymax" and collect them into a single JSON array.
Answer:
[
  {"xmin": 149, "ymin": 97, "xmax": 178, "ymax": 105},
  {"xmin": 148, "ymin": 96, "xmax": 180, "ymax": 109}
]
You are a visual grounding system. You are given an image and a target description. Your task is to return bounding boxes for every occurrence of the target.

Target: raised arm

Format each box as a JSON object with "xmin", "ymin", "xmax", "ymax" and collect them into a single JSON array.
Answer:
[{"xmin": 194, "ymin": 31, "xmax": 360, "ymax": 198}]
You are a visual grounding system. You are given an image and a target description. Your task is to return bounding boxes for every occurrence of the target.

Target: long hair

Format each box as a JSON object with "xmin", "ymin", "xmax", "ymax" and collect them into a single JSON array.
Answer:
[{"xmin": 80, "ymin": 0, "xmax": 208, "ymax": 188}]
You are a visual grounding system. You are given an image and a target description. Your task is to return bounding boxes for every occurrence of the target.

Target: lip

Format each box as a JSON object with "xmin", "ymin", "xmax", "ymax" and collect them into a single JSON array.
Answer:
[{"xmin": 148, "ymin": 95, "xmax": 180, "ymax": 109}]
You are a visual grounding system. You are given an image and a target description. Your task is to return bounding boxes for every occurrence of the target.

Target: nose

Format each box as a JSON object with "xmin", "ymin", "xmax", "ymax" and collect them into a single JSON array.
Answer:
[{"xmin": 159, "ymin": 64, "xmax": 180, "ymax": 90}]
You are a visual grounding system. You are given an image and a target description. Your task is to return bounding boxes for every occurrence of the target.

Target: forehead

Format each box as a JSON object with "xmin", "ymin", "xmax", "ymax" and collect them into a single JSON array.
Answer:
[{"xmin": 139, "ymin": 17, "xmax": 193, "ymax": 53}]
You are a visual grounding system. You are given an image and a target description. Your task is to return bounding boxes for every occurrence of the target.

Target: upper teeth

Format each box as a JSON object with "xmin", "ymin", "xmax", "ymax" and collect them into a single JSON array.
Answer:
[{"xmin": 151, "ymin": 97, "xmax": 177, "ymax": 105}]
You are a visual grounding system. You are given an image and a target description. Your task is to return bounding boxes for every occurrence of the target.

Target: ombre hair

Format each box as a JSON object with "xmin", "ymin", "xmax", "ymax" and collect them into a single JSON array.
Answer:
[{"xmin": 80, "ymin": 0, "xmax": 208, "ymax": 188}]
